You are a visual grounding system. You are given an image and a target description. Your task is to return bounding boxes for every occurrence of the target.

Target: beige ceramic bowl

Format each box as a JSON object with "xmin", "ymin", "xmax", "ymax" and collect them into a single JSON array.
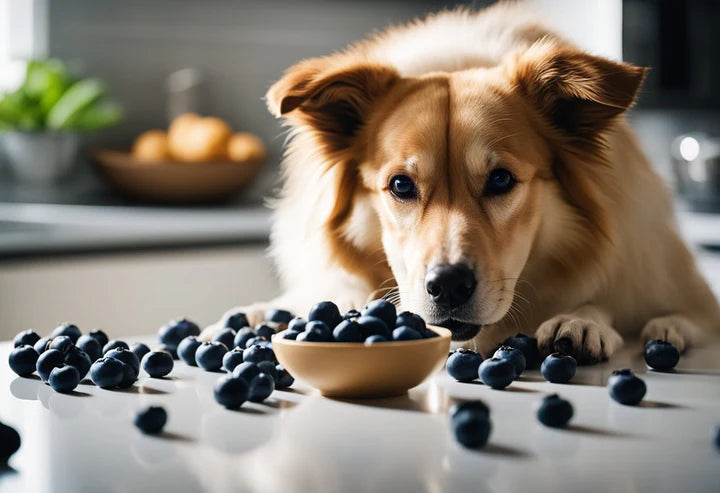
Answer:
[{"xmin": 271, "ymin": 325, "xmax": 451, "ymax": 399}]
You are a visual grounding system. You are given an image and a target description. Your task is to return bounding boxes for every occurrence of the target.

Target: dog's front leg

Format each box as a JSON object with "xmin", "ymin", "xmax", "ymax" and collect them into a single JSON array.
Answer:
[{"xmin": 535, "ymin": 305, "xmax": 623, "ymax": 364}]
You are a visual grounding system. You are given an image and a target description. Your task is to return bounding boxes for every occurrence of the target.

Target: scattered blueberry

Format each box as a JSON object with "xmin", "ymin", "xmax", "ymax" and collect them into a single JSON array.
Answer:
[
  {"xmin": 541, "ymin": 353, "xmax": 577, "ymax": 384},
  {"xmin": 76, "ymin": 335, "xmax": 102, "ymax": 362},
  {"xmin": 256, "ymin": 360, "xmax": 278, "ymax": 381},
  {"xmin": 105, "ymin": 348, "xmax": 140, "ymax": 377},
  {"xmin": 361, "ymin": 299, "xmax": 397, "ymax": 329},
  {"xmin": 178, "ymin": 336, "xmax": 202, "ymax": 366},
  {"xmin": 212, "ymin": 329, "xmax": 237, "ymax": 350},
  {"xmin": 102, "ymin": 340, "xmax": 129, "ymax": 354},
  {"xmin": 195, "ymin": 342, "xmax": 228, "ymax": 371},
  {"xmin": 33, "ymin": 337, "xmax": 51, "ymax": 355},
  {"xmin": 333, "ymin": 320, "xmax": 364, "ymax": 342},
  {"xmin": 364, "ymin": 335, "xmax": 388, "ymax": 344},
  {"xmin": 142, "ymin": 351, "xmax": 174, "ymax": 378},
  {"xmin": 254, "ymin": 324, "xmax": 275, "ymax": 340},
  {"xmin": 502, "ymin": 333, "xmax": 542, "ymax": 369},
  {"xmin": 50, "ymin": 323, "xmax": 81, "ymax": 344},
  {"xmin": 87, "ymin": 329, "xmax": 109, "ymax": 349},
  {"xmin": 243, "ymin": 344, "xmax": 275, "ymax": 364},
  {"xmin": 0, "ymin": 420, "xmax": 21, "ymax": 462},
  {"xmin": 158, "ymin": 344, "xmax": 178, "ymax": 360},
  {"xmin": 446, "ymin": 348, "xmax": 483, "ymax": 382},
  {"xmin": 64, "ymin": 346, "xmax": 92, "ymax": 380},
  {"xmin": 36, "ymin": 349, "xmax": 65, "ymax": 382},
  {"xmin": 134, "ymin": 406, "xmax": 167, "ymax": 434},
  {"xmin": 644, "ymin": 340, "xmax": 680, "ymax": 371},
  {"xmin": 245, "ymin": 336, "xmax": 270, "ymax": 348},
  {"xmin": 343, "ymin": 309, "xmax": 361, "ymax": 320},
  {"xmin": 222, "ymin": 311, "xmax": 249, "ymax": 331},
  {"xmin": 450, "ymin": 400, "xmax": 491, "ymax": 448},
  {"xmin": 116, "ymin": 361, "xmax": 137, "ymax": 388},
  {"xmin": 608, "ymin": 369, "xmax": 646, "ymax": 405},
  {"xmin": 214, "ymin": 375, "xmax": 249, "ymax": 409},
  {"xmin": 13, "ymin": 330, "xmax": 40, "ymax": 348},
  {"xmin": 233, "ymin": 327, "xmax": 255, "ymax": 349},
  {"xmin": 90, "ymin": 357, "xmax": 124, "ymax": 389},
  {"xmin": 131, "ymin": 343, "xmax": 151, "ymax": 363},
  {"xmin": 49, "ymin": 335, "xmax": 74, "ymax": 354},
  {"xmin": 297, "ymin": 321, "xmax": 333, "ymax": 342},
  {"xmin": 275, "ymin": 364, "xmax": 295, "ymax": 389},
  {"xmin": 232, "ymin": 361, "xmax": 260, "ymax": 383},
  {"xmin": 288, "ymin": 318, "xmax": 307, "ymax": 332},
  {"xmin": 248, "ymin": 373, "xmax": 275, "ymax": 402},
  {"xmin": 493, "ymin": 345, "xmax": 526, "ymax": 377},
  {"xmin": 392, "ymin": 326, "xmax": 422, "ymax": 341},
  {"xmin": 308, "ymin": 301, "xmax": 343, "ymax": 328},
  {"xmin": 158, "ymin": 318, "xmax": 200, "ymax": 352},
  {"xmin": 396, "ymin": 311, "xmax": 426, "ymax": 333},
  {"xmin": 715, "ymin": 426, "xmax": 720, "ymax": 452},
  {"xmin": 536, "ymin": 394, "xmax": 573, "ymax": 428},
  {"xmin": 222, "ymin": 348, "xmax": 245, "ymax": 373},
  {"xmin": 8, "ymin": 345, "xmax": 39, "ymax": 377},
  {"xmin": 356, "ymin": 316, "xmax": 390, "ymax": 339},
  {"xmin": 48, "ymin": 365, "xmax": 80, "ymax": 393},
  {"xmin": 265, "ymin": 309, "xmax": 294, "ymax": 324},
  {"xmin": 479, "ymin": 357, "xmax": 515, "ymax": 389}
]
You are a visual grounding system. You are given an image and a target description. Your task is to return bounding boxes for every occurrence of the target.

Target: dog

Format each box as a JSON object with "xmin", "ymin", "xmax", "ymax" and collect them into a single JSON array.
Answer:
[{"xmin": 200, "ymin": 2, "xmax": 720, "ymax": 362}]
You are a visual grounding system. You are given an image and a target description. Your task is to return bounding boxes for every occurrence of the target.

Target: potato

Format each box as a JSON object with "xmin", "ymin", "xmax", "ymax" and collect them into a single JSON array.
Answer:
[
  {"xmin": 227, "ymin": 132, "xmax": 267, "ymax": 164},
  {"xmin": 132, "ymin": 130, "xmax": 170, "ymax": 162},
  {"xmin": 169, "ymin": 114, "xmax": 232, "ymax": 162}
]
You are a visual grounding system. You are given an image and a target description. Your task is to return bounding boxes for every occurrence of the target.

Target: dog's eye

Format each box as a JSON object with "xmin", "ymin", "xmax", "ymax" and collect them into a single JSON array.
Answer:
[
  {"xmin": 484, "ymin": 168, "xmax": 516, "ymax": 196},
  {"xmin": 389, "ymin": 174, "xmax": 418, "ymax": 200}
]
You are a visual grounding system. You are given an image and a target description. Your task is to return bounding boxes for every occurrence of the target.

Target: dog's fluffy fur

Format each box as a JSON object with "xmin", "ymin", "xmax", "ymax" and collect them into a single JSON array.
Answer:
[{"xmin": 201, "ymin": 2, "xmax": 720, "ymax": 361}]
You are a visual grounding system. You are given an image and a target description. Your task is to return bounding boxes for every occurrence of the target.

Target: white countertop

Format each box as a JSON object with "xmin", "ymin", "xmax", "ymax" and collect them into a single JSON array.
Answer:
[{"xmin": 1, "ymin": 338, "xmax": 719, "ymax": 493}]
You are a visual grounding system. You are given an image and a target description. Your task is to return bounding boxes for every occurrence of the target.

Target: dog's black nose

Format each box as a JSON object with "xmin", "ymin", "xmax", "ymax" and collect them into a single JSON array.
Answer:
[{"xmin": 425, "ymin": 263, "xmax": 477, "ymax": 309}]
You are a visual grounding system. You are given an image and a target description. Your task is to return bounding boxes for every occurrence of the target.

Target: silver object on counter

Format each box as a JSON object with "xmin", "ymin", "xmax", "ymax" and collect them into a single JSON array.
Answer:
[
  {"xmin": 1, "ymin": 131, "xmax": 79, "ymax": 183},
  {"xmin": 671, "ymin": 133, "xmax": 720, "ymax": 212}
]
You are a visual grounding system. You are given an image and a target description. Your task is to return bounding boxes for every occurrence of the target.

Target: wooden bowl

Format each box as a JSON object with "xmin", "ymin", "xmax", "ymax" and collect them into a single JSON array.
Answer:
[
  {"xmin": 92, "ymin": 149, "xmax": 264, "ymax": 203},
  {"xmin": 271, "ymin": 326, "xmax": 451, "ymax": 398}
]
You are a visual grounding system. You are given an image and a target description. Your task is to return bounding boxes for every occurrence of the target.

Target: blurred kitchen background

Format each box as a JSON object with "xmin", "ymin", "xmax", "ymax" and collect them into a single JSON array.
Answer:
[{"xmin": 1, "ymin": 0, "xmax": 719, "ymax": 340}]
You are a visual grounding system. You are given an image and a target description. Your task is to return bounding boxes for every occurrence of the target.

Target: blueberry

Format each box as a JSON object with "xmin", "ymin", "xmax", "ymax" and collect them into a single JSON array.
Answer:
[
  {"xmin": 308, "ymin": 301, "xmax": 342, "ymax": 328},
  {"xmin": 450, "ymin": 400, "xmax": 492, "ymax": 448},
  {"xmin": 222, "ymin": 348, "xmax": 245, "ymax": 373},
  {"xmin": 333, "ymin": 320, "xmax": 364, "ymax": 342},
  {"xmin": 76, "ymin": 335, "xmax": 102, "ymax": 362},
  {"xmin": 275, "ymin": 364, "xmax": 295, "ymax": 389},
  {"xmin": 608, "ymin": 369, "xmax": 646, "ymax": 405},
  {"xmin": 105, "ymin": 348, "xmax": 140, "ymax": 377},
  {"xmin": 8, "ymin": 345, "xmax": 39, "ymax": 377},
  {"xmin": 265, "ymin": 309, "xmax": 294, "ymax": 324},
  {"xmin": 502, "ymin": 333, "xmax": 542, "ymax": 369},
  {"xmin": 50, "ymin": 323, "xmax": 81, "ymax": 344},
  {"xmin": 87, "ymin": 329, "xmax": 109, "ymax": 349},
  {"xmin": 103, "ymin": 340, "xmax": 129, "ymax": 354},
  {"xmin": 195, "ymin": 342, "xmax": 228, "ymax": 371},
  {"xmin": 392, "ymin": 326, "xmax": 422, "ymax": 341},
  {"xmin": 178, "ymin": 336, "xmax": 202, "ymax": 366},
  {"xmin": 356, "ymin": 316, "xmax": 390, "ymax": 339},
  {"xmin": 134, "ymin": 406, "xmax": 167, "ymax": 434},
  {"xmin": 288, "ymin": 317, "xmax": 307, "ymax": 332},
  {"xmin": 64, "ymin": 346, "xmax": 92, "ymax": 380},
  {"xmin": 536, "ymin": 394, "xmax": 573, "ymax": 428},
  {"xmin": 256, "ymin": 360, "xmax": 278, "ymax": 381},
  {"xmin": 343, "ymin": 309, "xmax": 361, "ymax": 320},
  {"xmin": 131, "ymin": 343, "xmax": 151, "ymax": 363},
  {"xmin": 232, "ymin": 361, "xmax": 260, "ymax": 383},
  {"xmin": 233, "ymin": 327, "xmax": 255, "ymax": 349},
  {"xmin": 446, "ymin": 348, "xmax": 483, "ymax": 382},
  {"xmin": 644, "ymin": 340, "xmax": 680, "ymax": 371},
  {"xmin": 214, "ymin": 375, "xmax": 249, "ymax": 409},
  {"xmin": 245, "ymin": 336, "xmax": 270, "ymax": 348},
  {"xmin": 49, "ymin": 336, "xmax": 74, "ymax": 354},
  {"xmin": 278, "ymin": 329, "xmax": 301, "ymax": 340},
  {"xmin": 254, "ymin": 324, "xmax": 275, "ymax": 340},
  {"xmin": 34, "ymin": 337, "xmax": 51, "ymax": 355},
  {"xmin": 221, "ymin": 311, "xmax": 249, "ymax": 331},
  {"xmin": 13, "ymin": 329, "xmax": 40, "ymax": 348},
  {"xmin": 243, "ymin": 344, "xmax": 275, "ymax": 364},
  {"xmin": 0, "ymin": 421, "xmax": 21, "ymax": 462},
  {"xmin": 364, "ymin": 335, "xmax": 388, "ymax": 345},
  {"xmin": 142, "ymin": 351, "xmax": 174, "ymax": 378},
  {"xmin": 540, "ymin": 353, "xmax": 577, "ymax": 383},
  {"xmin": 297, "ymin": 321, "xmax": 333, "ymax": 342},
  {"xmin": 248, "ymin": 373, "xmax": 275, "ymax": 403},
  {"xmin": 116, "ymin": 361, "xmax": 137, "ymax": 388},
  {"xmin": 158, "ymin": 318, "xmax": 200, "ymax": 351},
  {"xmin": 212, "ymin": 329, "xmax": 237, "ymax": 350},
  {"xmin": 36, "ymin": 349, "xmax": 65, "ymax": 382},
  {"xmin": 396, "ymin": 311, "xmax": 426, "ymax": 332},
  {"xmin": 90, "ymin": 357, "xmax": 124, "ymax": 389},
  {"xmin": 158, "ymin": 344, "xmax": 178, "ymax": 359},
  {"xmin": 493, "ymin": 345, "xmax": 526, "ymax": 377},
  {"xmin": 361, "ymin": 299, "xmax": 397, "ymax": 329},
  {"xmin": 715, "ymin": 426, "xmax": 720, "ymax": 452},
  {"xmin": 48, "ymin": 365, "xmax": 80, "ymax": 393},
  {"xmin": 479, "ymin": 357, "xmax": 515, "ymax": 389},
  {"xmin": 450, "ymin": 400, "xmax": 490, "ymax": 419}
]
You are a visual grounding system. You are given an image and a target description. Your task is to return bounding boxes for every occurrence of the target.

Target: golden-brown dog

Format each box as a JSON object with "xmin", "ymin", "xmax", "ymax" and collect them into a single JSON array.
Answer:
[{"xmin": 201, "ymin": 3, "xmax": 720, "ymax": 362}]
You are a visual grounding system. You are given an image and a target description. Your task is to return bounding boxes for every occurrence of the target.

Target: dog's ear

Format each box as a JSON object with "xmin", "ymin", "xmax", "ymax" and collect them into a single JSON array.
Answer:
[
  {"xmin": 510, "ymin": 41, "xmax": 647, "ymax": 141},
  {"xmin": 266, "ymin": 58, "xmax": 399, "ymax": 151}
]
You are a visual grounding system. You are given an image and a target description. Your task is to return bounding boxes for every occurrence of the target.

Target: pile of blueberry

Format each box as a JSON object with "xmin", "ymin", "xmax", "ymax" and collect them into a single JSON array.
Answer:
[
  {"xmin": 0, "ymin": 419, "xmax": 21, "ymax": 463},
  {"xmin": 278, "ymin": 300, "xmax": 437, "ymax": 344}
]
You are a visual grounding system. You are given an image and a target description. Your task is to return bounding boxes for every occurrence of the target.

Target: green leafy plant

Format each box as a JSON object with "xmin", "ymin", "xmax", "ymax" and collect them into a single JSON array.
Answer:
[{"xmin": 0, "ymin": 59, "xmax": 122, "ymax": 132}]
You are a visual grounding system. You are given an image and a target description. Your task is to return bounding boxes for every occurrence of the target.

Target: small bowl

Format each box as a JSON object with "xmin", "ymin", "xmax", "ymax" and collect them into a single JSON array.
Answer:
[{"xmin": 271, "ymin": 326, "xmax": 451, "ymax": 398}]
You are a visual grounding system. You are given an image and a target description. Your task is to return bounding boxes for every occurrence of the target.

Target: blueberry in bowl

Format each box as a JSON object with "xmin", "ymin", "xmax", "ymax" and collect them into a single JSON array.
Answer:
[
  {"xmin": 333, "ymin": 320, "xmax": 364, "ymax": 342},
  {"xmin": 540, "ymin": 353, "xmax": 577, "ymax": 384},
  {"xmin": 536, "ymin": 394, "xmax": 573, "ymax": 428},
  {"xmin": 308, "ymin": 301, "xmax": 343, "ymax": 328},
  {"xmin": 392, "ymin": 326, "xmax": 422, "ymax": 341},
  {"xmin": 446, "ymin": 348, "xmax": 483, "ymax": 382},
  {"xmin": 296, "ymin": 321, "xmax": 333, "ymax": 342},
  {"xmin": 608, "ymin": 369, "xmax": 646, "ymax": 405},
  {"xmin": 361, "ymin": 299, "xmax": 397, "ymax": 329},
  {"xmin": 644, "ymin": 340, "xmax": 680, "ymax": 371}
]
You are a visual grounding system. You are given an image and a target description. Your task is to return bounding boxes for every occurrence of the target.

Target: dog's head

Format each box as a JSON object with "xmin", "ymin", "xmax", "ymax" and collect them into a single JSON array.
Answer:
[{"xmin": 268, "ymin": 41, "xmax": 646, "ymax": 341}]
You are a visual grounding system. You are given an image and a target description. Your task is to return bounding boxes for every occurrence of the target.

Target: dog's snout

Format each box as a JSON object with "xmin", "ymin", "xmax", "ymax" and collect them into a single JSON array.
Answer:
[{"xmin": 424, "ymin": 263, "xmax": 477, "ymax": 308}]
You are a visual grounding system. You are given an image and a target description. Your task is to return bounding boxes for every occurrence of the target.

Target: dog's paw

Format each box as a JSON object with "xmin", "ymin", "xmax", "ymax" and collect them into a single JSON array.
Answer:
[
  {"xmin": 640, "ymin": 315, "xmax": 701, "ymax": 353},
  {"xmin": 198, "ymin": 303, "xmax": 270, "ymax": 342},
  {"xmin": 535, "ymin": 315, "xmax": 623, "ymax": 364}
]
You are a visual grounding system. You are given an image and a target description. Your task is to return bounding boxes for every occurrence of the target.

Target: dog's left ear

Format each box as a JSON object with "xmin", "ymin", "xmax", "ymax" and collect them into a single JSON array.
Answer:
[
  {"xmin": 510, "ymin": 41, "xmax": 647, "ymax": 141},
  {"xmin": 266, "ymin": 58, "xmax": 399, "ymax": 151}
]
